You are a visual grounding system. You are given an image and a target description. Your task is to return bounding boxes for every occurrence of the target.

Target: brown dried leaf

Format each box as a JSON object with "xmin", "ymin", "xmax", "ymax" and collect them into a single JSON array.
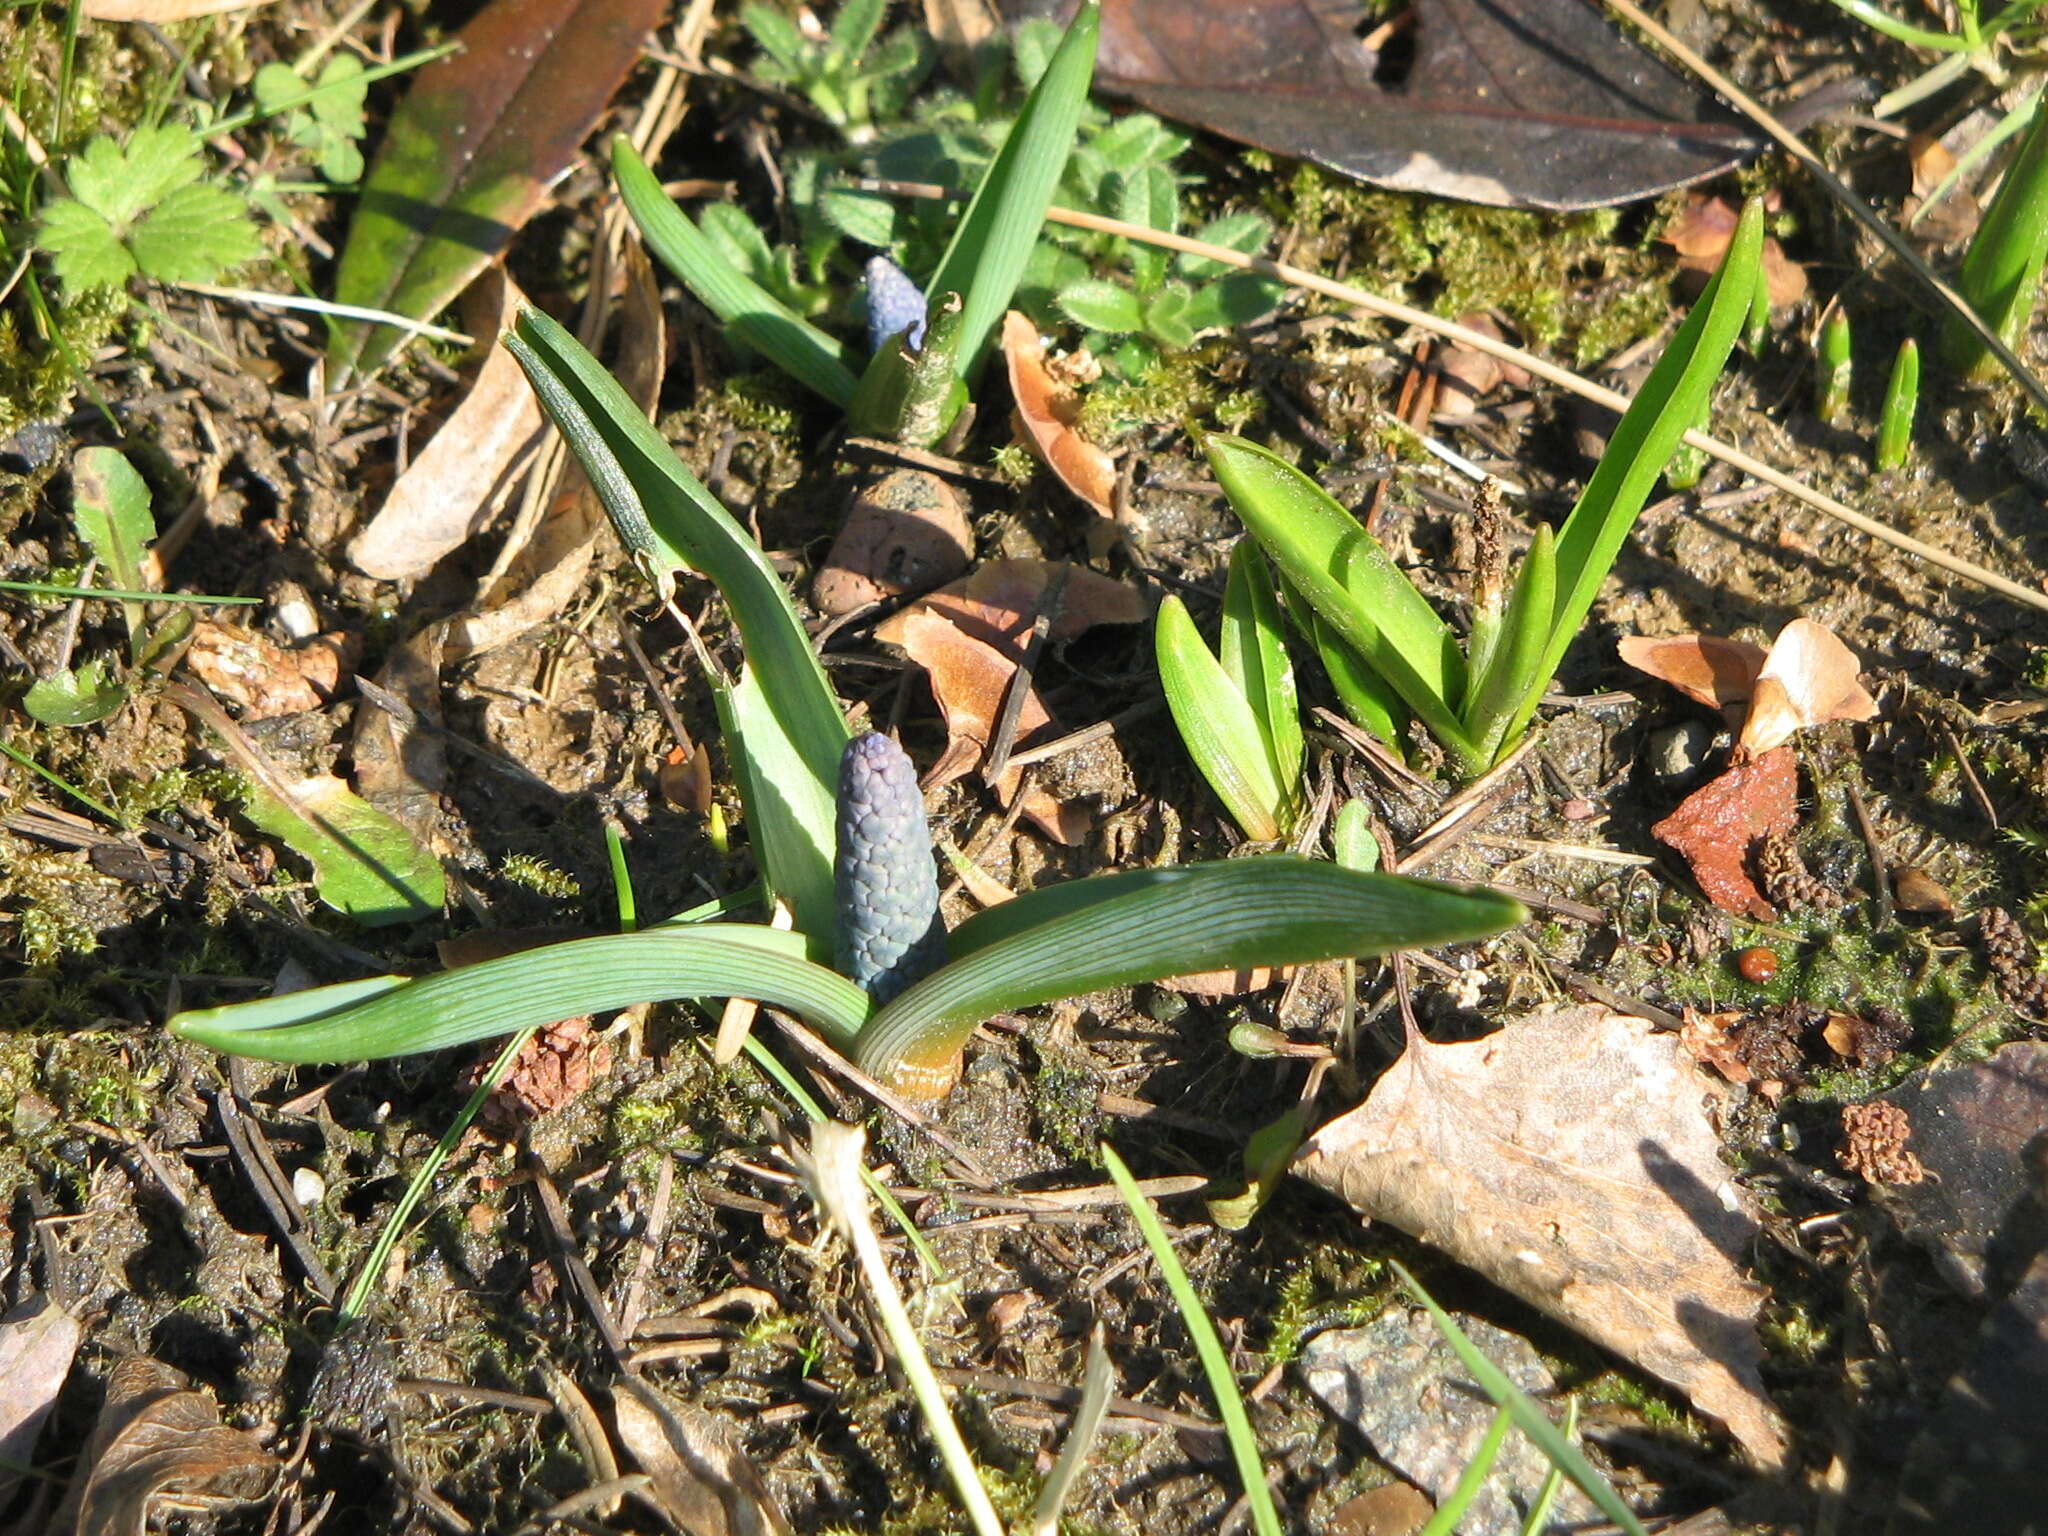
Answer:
[
  {"xmin": 1294, "ymin": 1005, "xmax": 1787, "ymax": 1466},
  {"xmin": 1652, "ymin": 744, "xmax": 1796, "ymax": 920},
  {"xmin": 1002, "ymin": 311, "xmax": 1117, "ymax": 517},
  {"xmin": 1738, "ymin": 618, "xmax": 1877, "ymax": 757},
  {"xmin": 1905, "ymin": 131, "xmax": 1981, "ymax": 245},
  {"xmin": 50, "ymin": 1357, "xmax": 276, "ymax": 1536},
  {"xmin": 813, "ymin": 468, "xmax": 974, "ymax": 618},
  {"xmin": 81, "ymin": 0, "xmax": 277, "ymax": 17},
  {"xmin": 348, "ymin": 270, "xmax": 545, "ymax": 579},
  {"xmin": 875, "ymin": 558, "xmax": 1145, "ymax": 788},
  {"xmin": 1, "ymin": 1294, "xmax": 82, "ymax": 1508},
  {"xmin": 184, "ymin": 622, "xmax": 356, "ymax": 719},
  {"xmin": 1665, "ymin": 192, "xmax": 1806, "ymax": 309},
  {"xmin": 611, "ymin": 1378, "xmax": 791, "ymax": 1536},
  {"xmin": 446, "ymin": 241, "xmax": 666, "ymax": 659},
  {"xmin": 1618, "ymin": 633, "xmax": 1768, "ymax": 713},
  {"xmin": 348, "ymin": 622, "xmax": 448, "ymax": 850}
]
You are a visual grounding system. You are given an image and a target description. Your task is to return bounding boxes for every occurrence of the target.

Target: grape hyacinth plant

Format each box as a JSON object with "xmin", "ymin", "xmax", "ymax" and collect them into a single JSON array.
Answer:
[{"xmin": 836, "ymin": 731, "xmax": 947, "ymax": 1003}]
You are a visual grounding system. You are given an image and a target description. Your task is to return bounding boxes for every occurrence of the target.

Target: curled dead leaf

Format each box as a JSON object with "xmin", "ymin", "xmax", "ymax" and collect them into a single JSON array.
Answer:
[
  {"xmin": 1294, "ymin": 1005, "xmax": 1786, "ymax": 1467},
  {"xmin": 1737, "ymin": 618, "xmax": 1877, "ymax": 757},
  {"xmin": 611, "ymin": 1377, "xmax": 791, "ymax": 1536},
  {"xmin": 813, "ymin": 468, "xmax": 974, "ymax": 618},
  {"xmin": 1617, "ymin": 633, "xmax": 1767, "ymax": 715},
  {"xmin": 49, "ymin": 1356, "xmax": 277, "ymax": 1536},
  {"xmin": 1001, "ymin": 311, "xmax": 1118, "ymax": 517},
  {"xmin": 1, "ymin": 1293, "xmax": 82, "ymax": 1509}
]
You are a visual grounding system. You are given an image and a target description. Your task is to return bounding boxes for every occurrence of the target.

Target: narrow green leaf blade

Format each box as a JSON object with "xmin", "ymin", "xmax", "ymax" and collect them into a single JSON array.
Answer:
[
  {"xmin": 1206, "ymin": 435, "xmax": 1477, "ymax": 770},
  {"xmin": 1279, "ymin": 580, "xmax": 1407, "ymax": 754},
  {"xmin": 1396, "ymin": 1263, "xmax": 1649, "ymax": 1536},
  {"xmin": 1463, "ymin": 522, "xmax": 1556, "ymax": 765},
  {"xmin": 854, "ymin": 856, "xmax": 1523, "ymax": 1091},
  {"xmin": 1506, "ymin": 199, "xmax": 1762, "ymax": 746},
  {"xmin": 614, "ymin": 139, "xmax": 859, "ymax": 407},
  {"xmin": 504, "ymin": 307, "xmax": 850, "ymax": 949},
  {"xmin": 327, "ymin": 0, "xmax": 669, "ymax": 383},
  {"xmin": 1219, "ymin": 540, "xmax": 1302, "ymax": 822},
  {"xmin": 169, "ymin": 925, "xmax": 873, "ymax": 1063},
  {"xmin": 1156, "ymin": 595, "xmax": 1287, "ymax": 841},
  {"xmin": 925, "ymin": 0, "xmax": 1099, "ymax": 381}
]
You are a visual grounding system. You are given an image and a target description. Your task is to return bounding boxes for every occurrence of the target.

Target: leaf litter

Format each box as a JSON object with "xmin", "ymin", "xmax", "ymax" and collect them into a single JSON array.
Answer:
[{"xmin": 1294, "ymin": 1004, "xmax": 1788, "ymax": 1466}]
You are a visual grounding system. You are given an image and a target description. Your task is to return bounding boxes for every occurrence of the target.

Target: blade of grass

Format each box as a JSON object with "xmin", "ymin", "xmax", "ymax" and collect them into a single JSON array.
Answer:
[
  {"xmin": 1280, "ymin": 582, "xmax": 1407, "ymax": 752},
  {"xmin": 1942, "ymin": 101, "xmax": 2048, "ymax": 377},
  {"xmin": 169, "ymin": 926, "xmax": 873, "ymax": 1063},
  {"xmin": 1205, "ymin": 435, "xmax": 1478, "ymax": 770},
  {"xmin": 613, "ymin": 138, "xmax": 859, "ymax": 407},
  {"xmin": 1156, "ymin": 595, "xmax": 1288, "ymax": 841},
  {"xmin": 1395, "ymin": 1262, "xmax": 1648, "ymax": 1536},
  {"xmin": 1416, "ymin": 1406, "xmax": 1515, "ymax": 1536},
  {"xmin": 1518, "ymin": 1396, "xmax": 1580, "ymax": 1536},
  {"xmin": 924, "ymin": 0, "xmax": 1099, "ymax": 383},
  {"xmin": 504, "ymin": 307, "xmax": 850, "ymax": 949},
  {"xmin": 1818, "ymin": 0, "xmax": 1967, "ymax": 50},
  {"xmin": 1102, "ymin": 1143, "xmax": 1282, "ymax": 1536},
  {"xmin": 0, "ymin": 580, "xmax": 257, "ymax": 603},
  {"xmin": 1219, "ymin": 539, "xmax": 1303, "ymax": 828},
  {"xmin": 1029, "ymin": 1324, "xmax": 1114, "ymax": 1536},
  {"xmin": 853, "ymin": 857, "xmax": 1523, "ymax": 1092}
]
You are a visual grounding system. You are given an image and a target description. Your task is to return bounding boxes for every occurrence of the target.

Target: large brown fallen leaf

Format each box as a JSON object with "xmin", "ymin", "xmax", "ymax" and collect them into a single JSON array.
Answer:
[
  {"xmin": 1294, "ymin": 1004, "xmax": 1787, "ymax": 1466},
  {"xmin": 1651, "ymin": 744, "xmax": 1796, "ymax": 921},
  {"xmin": 813, "ymin": 467, "xmax": 974, "ymax": 618},
  {"xmin": 347, "ymin": 269, "xmax": 545, "ymax": 580},
  {"xmin": 49, "ymin": 1357, "xmax": 277, "ymax": 1536},
  {"xmin": 1009, "ymin": 0, "xmax": 1758, "ymax": 211},
  {"xmin": 875, "ymin": 558, "xmax": 1145, "ymax": 788},
  {"xmin": 1001, "ymin": 311, "xmax": 1117, "ymax": 518}
]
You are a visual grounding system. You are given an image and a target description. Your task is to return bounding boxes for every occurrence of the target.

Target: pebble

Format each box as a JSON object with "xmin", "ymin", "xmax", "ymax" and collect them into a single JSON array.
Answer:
[
  {"xmin": 292, "ymin": 1167, "xmax": 326, "ymax": 1207},
  {"xmin": 1649, "ymin": 719, "xmax": 1717, "ymax": 784}
]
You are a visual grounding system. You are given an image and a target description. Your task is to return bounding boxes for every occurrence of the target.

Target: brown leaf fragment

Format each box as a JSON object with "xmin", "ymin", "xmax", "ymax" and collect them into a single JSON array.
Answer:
[
  {"xmin": 1839, "ymin": 1100, "xmax": 1925, "ymax": 1186},
  {"xmin": 50, "ymin": 1357, "xmax": 277, "ymax": 1536},
  {"xmin": 1432, "ymin": 311, "xmax": 1529, "ymax": 413},
  {"xmin": 348, "ymin": 622, "xmax": 448, "ymax": 851},
  {"xmin": 1738, "ymin": 618, "xmax": 1877, "ymax": 756},
  {"xmin": 875, "ymin": 558, "xmax": 1145, "ymax": 788},
  {"xmin": 1, "ymin": 1293, "xmax": 82, "ymax": 1508},
  {"xmin": 81, "ymin": 0, "xmax": 278, "ymax": 17},
  {"xmin": 1876, "ymin": 1041, "xmax": 2048, "ymax": 1300},
  {"xmin": 1652, "ymin": 745, "xmax": 1797, "ymax": 920},
  {"xmin": 184, "ymin": 621, "xmax": 356, "ymax": 719},
  {"xmin": 1891, "ymin": 866, "xmax": 1955, "ymax": 916},
  {"xmin": 1294, "ymin": 1005, "xmax": 1787, "ymax": 1466},
  {"xmin": 1326, "ymin": 1482, "xmax": 1436, "ymax": 1536},
  {"xmin": 611, "ymin": 1377, "xmax": 791, "ymax": 1536},
  {"xmin": 1665, "ymin": 192, "xmax": 1806, "ymax": 309},
  {"xmin": 813, "ymin": 468, "xmax": 974, "ymax": 618},
  {"xmin": 347, "ymin": 269, "xmax": 545, "ymax": 580},
  {"xmin": 1617, "ymin": 633, "xmax": 1767, "ymax": 714},
  {"xmin": 1904, "ymin": 131, "xmax": 1981, "ymax": 246},
  {"xmin": 1821, "ymin": 1008, "xmax": 1910, "ymax": 1069},
  {"xmin": 1001, "ymin": 311, "xmax": 1117, "ymax": 517},
  {"xmin": 462, "ymin": 1016, "xmax": 612, "ymax": 1128}
]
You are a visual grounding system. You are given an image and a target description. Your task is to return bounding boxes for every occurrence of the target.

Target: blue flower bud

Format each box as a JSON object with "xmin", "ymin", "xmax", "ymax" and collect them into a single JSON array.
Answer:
[
  {"xmin": 864, "ymin": 255, "xmax": 928, "ymax": 356},
  {"xmin": 835, "ymin": 731, "xmax": 946, "ymax": 1002}
]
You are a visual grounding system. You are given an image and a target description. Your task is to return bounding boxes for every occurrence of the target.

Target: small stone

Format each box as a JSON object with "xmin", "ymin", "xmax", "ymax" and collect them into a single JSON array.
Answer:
[
  {"xmin": 1649, "ymin": 719, "xmax": 1716, "ymax": 784},
  {"xmin": 292, "ymin": 1166, "xmax": 326, "ymax": 1207}
]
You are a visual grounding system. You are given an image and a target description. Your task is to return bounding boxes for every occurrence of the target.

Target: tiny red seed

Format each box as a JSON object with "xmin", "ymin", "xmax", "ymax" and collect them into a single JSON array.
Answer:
[{"xmin": 1735, "ymin": 946, "xmax": 1779, "ymax": 984}]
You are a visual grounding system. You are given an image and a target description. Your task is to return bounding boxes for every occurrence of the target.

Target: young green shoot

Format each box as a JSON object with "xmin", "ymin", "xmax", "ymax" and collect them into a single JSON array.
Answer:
[
  {"xmin": 1104, "ymin": 1143, "xmax": 1282, "ymax": 1536},
  {"xmin": 1816, "ymin": 308, "xmax": 1852, "ymax": 424},
  {"xmin": 1416, "ymin": 1406, "xmax": 1515, "ymax": 1536},
  {"xmin": 1205, "ymin": 198, "xmax": 1765, "ymax": 778},
  {"xmin": 1877, "ymin": 336, "xmax": 1920, "ymax": 470},
  {"xmin": 1942, "ymin": 91, "xmax": 2048, "ymax": 379},
  {"xmin": 1156, "ymin": 539, "xmax": 1303, "ymax": 841}
]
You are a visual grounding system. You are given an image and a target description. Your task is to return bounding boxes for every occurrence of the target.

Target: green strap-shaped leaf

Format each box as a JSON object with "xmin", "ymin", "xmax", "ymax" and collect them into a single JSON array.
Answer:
[
  {"xmin": 1206, "ymin": 435, "xmax": 1477, "ymax": 771},
  {"xmin": 504, "ymin": 307, "xmax": 850, "ymax": 951},
  {"xmin": 1462, "ymin": 522, "xmax": 1556, "ymax": 765},
  {"xmin": 1218, "ymin": 539, "xmax": 1303, "ymax": 826},
  {"xmin": 614, "ymin": 138, "xmax": 860, "ymax": 408},
  {"xmin": 1501, "ymin": 198, "xmax": 1763, "ymax": 748},
  {"xmin": 1156, "ymin": 595, "xmax": 1290, "ymax": 841},
  {"xmin": 852, "ymin": 856, "xmax": 1523, "ymax": 1092},
  {"xmin": 1280, "ymin": 580, "xmax": 1407, "ymax": 754},
  {"xmin": 169, "ymin": 925, "xmax": 873, "ymax": 1063},
  {"xmin": 924, "ymin": 0, "xmax": 1099, "ymax": 383}
]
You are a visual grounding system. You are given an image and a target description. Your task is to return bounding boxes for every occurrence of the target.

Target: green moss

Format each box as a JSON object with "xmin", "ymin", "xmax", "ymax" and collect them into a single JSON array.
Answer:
[{"xmin": 1274, "ymin": 165, "xmax": 1671, "ymax": 366}]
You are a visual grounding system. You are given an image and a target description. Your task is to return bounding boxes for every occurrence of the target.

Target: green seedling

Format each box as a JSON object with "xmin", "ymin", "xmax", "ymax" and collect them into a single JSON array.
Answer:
[
  {"xmin": 1942, "ymin": 91, "xmax": 2048, "ymax": 379},
  {"xmin": 1877, "ymin": 335, "xmax": 1920, "ymax": 470},
  {"xmin": 1816, "ymin": 309, "xmax": 1853, "ymax": 423},
  {"xmin": 167, "ymin": 305, "xmax": 1520, "ymax": 1093},
  {"xmin": 614, "ymin": 1, "xmax": 1100, "ymax": 447},
  {"xmin": 739, "ymin": 0, "xmax": 933, "ymax": 137},
  {"xmin": 1156, "ymin": 539, "xmax": 1304, "ymax": 841},
  {"xmin": 1206, "ymin": 199, "xmax": 1765, "ymax": 779},
  {"xmin": 253, "ymin": 52, "xmax": 370, "ymax": 184}
]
